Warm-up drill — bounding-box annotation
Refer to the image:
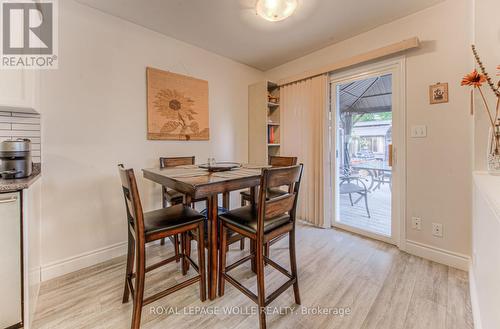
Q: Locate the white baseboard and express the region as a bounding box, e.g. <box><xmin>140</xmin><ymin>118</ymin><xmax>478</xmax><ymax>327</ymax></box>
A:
<box><xmin>469</xmin><ymin>263</ymin><xmax>483</xmax><ymax>329</ymax></box>
<box><xmin>405</xmin><ymin>240</ymin><xmax>470</xmax><ymax>271</ymax></box>
<box><xmin>41</xmin><ymin>241</ymin><xmax>128</xmax><ymax>282</ymax></box>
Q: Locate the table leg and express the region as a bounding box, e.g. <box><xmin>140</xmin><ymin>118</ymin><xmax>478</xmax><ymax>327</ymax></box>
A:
<box><xmin>222</xmin><ymin>192</ymin><xmax>230</xmax><ymax>210</ymax></box>
<box><xmin>250</xmin><ymin>186</ymin><xmax>257</xmax><ymax>273</ymax></box>
<box><xmin>250</xmin><ymin>186</ymin><xmax>257</xmax><ymax>206</ymax></box>
<box><xmin>207</xmin><ymin>193</ymin><xmax>219</xmax><ymax>300</ymax></box>
<box><xmin>367</xmin><ymin>169</ymin><xmax>375</xmax><ymax>191</ymax></box>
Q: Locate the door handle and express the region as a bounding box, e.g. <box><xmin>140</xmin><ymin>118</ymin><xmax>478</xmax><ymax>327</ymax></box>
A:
<box><xmin>392</xmin><ymin>146</ymin><xmax>397</xmax><ymax>167</ymax></box>
<box><xmin>388</xmin><ymin>144</ymin><xmax>394</xmax><ymax>167</ymax></box>
<box><xmin>0</xmin><ymin>196</ymin><xmax>18</xmax><ymax>204</ymax></box>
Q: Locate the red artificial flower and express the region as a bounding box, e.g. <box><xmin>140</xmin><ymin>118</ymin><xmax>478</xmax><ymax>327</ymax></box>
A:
<box><xmin>461</xmin><ymin>70</ymin><xmax>487</xmax><ymax>87</ymax></box>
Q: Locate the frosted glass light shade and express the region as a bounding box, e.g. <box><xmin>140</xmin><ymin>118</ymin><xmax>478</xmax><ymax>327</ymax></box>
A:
<box><xmin>256</xmin><ymin>0</ymin><xmax>298</xmax><ymax>22</ymax></box>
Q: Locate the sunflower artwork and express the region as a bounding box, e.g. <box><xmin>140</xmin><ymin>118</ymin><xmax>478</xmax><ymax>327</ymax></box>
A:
<box><xmin>147</xmin><ymin>67</ymin><xmax>209</xmax><ymax>140</ymax></box>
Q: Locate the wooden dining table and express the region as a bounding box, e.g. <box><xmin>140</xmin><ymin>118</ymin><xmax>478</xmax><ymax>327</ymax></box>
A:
<box><xmin>142</xmin><ymin>164</ymin><xmax>265</xmax><ymax>300</ymax></box>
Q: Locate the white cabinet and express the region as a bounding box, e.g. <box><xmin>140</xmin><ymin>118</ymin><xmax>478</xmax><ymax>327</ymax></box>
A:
<box><xmin>23</xmin><ymin>178</ymin><xmax>42</xmax><ymax>329</ymax></box>
<box><xmin>0</xmin><ymin>178</ymin><xmax>41</xmax><ymax>329</ymax></box>
<box><xmin>471</xmin><ymin>173</ymin><xmax>500</xmax><ymax>329</ymax></box>
<box><xmin>0</xmin><ymin>70</ymin><xmax>39</xmax><ymax>113</ymax></box>
<box><xmin>0</xmin><ymin>192</ymin><xmax>22</xmax><ymax>328</ymax></box>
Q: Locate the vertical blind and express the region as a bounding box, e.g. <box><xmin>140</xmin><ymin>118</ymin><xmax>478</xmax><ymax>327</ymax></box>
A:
<box><xmin>281</xmin><ymin>74</ymin><xmax>331</xmax><ymax>228</ymax></box>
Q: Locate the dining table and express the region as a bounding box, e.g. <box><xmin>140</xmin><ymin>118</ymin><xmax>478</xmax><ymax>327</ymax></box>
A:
<box><xmin>142</xmin><ymin>164</ymin><xmax>266</xmax><ymax>300</ymax></box>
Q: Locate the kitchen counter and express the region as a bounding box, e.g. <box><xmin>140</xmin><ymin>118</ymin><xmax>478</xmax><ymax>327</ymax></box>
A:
<box><xmin>471</xmin><ymin>171</ymin><xmax>500</xmax><ymax>328</ymax></box>
<box><xmin>0</xmin><ymin>164</ymin><xmax>41</xmax><ymax>193</ymax></box>
<box><xmin>473</xmin><ymin>171</ymin><xmax>500</xmax><ymax>220</ymax></box>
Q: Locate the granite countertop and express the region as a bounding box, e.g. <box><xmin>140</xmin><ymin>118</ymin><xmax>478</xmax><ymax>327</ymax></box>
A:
<box><xmin>0</xmin><ymin>163</ymin><xmax>41</xmax><ymax>193</ymax></box>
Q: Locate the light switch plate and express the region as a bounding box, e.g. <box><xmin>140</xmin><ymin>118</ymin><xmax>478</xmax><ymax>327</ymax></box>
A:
<box><xmin>411</xmin><ymin>125</ymin><xmax>427</xmax><ymax>138</ymax></box>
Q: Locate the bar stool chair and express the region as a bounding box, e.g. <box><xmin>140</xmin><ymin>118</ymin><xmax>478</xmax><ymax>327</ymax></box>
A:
<box><xmin>240</xmin><ymin>156</ymin><xmax>298</xmax><ymax>206</ymax></box>
<box><xmin>240</xmin><ymin>156</ymin><xmax>298</xmax><ymax>257</ymax></box>
<box><xmin>219</xmin><ymin>165</ymin><xmax>303</xmax><ymax>329</ymax></box>
<box><xmin>160</xmin><ymin>156</ymin><xmax>197</xmax><ymax>207</ymax></box>
<box><xmin>118</xmin><ymin>164</ymin><xmax>206</xmax><ymax>329</ymax></box>
<box><xmin>159</xmin><ymin>156</ymin><xmax>209</xmax><ymax>255</ymax></box>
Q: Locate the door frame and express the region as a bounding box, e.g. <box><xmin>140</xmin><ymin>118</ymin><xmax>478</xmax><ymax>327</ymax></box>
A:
<box><xmin>328</xmin><ymin>57</ymin><xmax>406</xmax><ymax>248</ymax></box>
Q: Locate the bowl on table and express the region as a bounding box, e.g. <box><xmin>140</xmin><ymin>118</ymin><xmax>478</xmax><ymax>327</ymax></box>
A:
<box><xmin>198</xmin><ymin>162</ymin><xmax>241</xmax><ymax>172</ymax></box>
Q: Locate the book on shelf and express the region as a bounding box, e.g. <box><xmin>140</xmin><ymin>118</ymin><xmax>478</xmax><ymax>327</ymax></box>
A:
<box><xmin>268</xmin><ymin>95</ymin><xmax>279</xmax><ymax>104</ymax></box>
<box><xmin>268</xmin><ymin>125</ymin><xmax>275</xmax><ymax>144</ymax></box>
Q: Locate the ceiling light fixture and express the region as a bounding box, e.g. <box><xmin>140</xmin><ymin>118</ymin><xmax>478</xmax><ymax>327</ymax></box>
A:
<box><xmin>256</xmin><ymin>0</ymin><xmax>298</xmax><ymax>22</ymax></box>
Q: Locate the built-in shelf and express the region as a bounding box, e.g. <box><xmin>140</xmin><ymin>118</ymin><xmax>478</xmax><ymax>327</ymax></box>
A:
<box><xmin>249</xmin><ymin>80</ymin><xmax>281</xmax><ymax>164</ymax></box>
<box><xmin>267</xmin><ymin>81</ymin><xmax>278</xmax><ymax>90</ymax></box>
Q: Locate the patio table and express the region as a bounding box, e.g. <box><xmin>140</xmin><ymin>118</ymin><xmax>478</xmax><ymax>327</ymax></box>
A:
<box><xmin>351</xmin><ymin>161</ymin><xmax>391</xmax><ymax>190</ymax></box>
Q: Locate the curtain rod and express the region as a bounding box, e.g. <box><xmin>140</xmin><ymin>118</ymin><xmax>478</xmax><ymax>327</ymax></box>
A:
<box><xmin>278</xmin><ymin>37</ymin><xmax>420</xmax><ymax>87</ymax></box>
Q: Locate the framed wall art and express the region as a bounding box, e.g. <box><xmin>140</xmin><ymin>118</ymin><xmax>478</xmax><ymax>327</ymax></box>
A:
<box><xmin>147</xmin><ymin>67</ymin><xmax>209</xmax><ymax>140</ymax></box>
<box><xmin>429</xmin><ymin>82</ymin><xmax>449</xmax><ymax>104</ymax></box>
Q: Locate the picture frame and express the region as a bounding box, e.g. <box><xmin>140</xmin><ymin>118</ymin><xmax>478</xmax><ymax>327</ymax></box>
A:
<box><xmin>429</xmin><ymin>82</ymin><xmax>449</xmax><ymax>104</ymax></box>
<box><xmin>146</xmin><ymin>67</ymin><xmax>210</xmax><ymax>141</ymax></box>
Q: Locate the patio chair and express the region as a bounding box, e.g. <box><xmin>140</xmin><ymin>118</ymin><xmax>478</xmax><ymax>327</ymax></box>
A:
<box><xmin>372</xmin><ymin>171</ymin><xmax>392</xmax><ymax>191</ymax></box>
<box><xmin>339</xmin><ymin>176</ymin><xmax>371</xmax><ymax>218</ymax></box>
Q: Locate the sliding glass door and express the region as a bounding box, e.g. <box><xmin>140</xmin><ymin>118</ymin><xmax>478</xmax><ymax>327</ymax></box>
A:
<box><xmin>329</xmin><ymin>60</ymin><xmax>404</xmax><ymax>245</ymax></box>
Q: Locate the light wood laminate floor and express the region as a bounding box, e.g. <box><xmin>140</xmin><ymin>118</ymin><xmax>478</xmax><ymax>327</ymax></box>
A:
<box><xmin>33</xmin><ymin>224</ymin><xmax>473</xmax><ymax>329</ymax></box>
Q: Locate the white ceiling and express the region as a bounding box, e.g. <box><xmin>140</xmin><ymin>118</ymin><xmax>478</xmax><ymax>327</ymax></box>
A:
<box><xmin>76</xmin><ymin>0</ymin><xmax>444</xmax><ymax>71</ymax></box>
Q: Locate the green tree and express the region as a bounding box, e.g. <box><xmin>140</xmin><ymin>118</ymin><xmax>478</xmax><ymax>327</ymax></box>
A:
<box><xmin>355</xmin><ymin>111</ymin><xmax>392</xmax><ymax>122</ymax></box>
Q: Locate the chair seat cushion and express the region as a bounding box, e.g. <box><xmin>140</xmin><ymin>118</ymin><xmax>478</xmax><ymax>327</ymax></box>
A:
<box><xmin>144</xmin><ymin>204</ymin><xmax>204</xmax><ymax>236</ymax></box>
<box><xmin>219</xmin><ymin>205</ymin><xmax>291</xmax><ymax>234</ymax></box>
<box><xmin>240</xmin><ymin>188</ymin><xmax>288</xmax><ymax>200</ymax></box>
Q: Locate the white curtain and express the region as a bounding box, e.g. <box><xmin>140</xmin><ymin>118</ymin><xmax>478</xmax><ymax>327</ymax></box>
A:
<box><xmin>281</xmin><ymin>74</ymin><xmax>331</xmax><ymax>228</ymax></box>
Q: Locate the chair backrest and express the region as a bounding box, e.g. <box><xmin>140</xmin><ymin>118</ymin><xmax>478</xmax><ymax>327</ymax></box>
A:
<box><xmin>256</xmin><ymin>164</ymin><xmax>303</xmax><ymax>237</ymax></box>
<box><xmin>160</xmin><ymin>156</ymin><xmax>195</xmax><ymax>168</ymax></box>
<box><xmin>269</xmin><ymin>156</ymin><xmax>297</xmax><ymax>167</ymax></box>
<box><xmin>118</xmin><ymin>164</ymin><xmax>145</xmax><ymax>242</ymax></box>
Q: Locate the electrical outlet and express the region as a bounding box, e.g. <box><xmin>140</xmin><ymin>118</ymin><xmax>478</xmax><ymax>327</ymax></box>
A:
<box><xmin>411</xmin><ymin>217</ymin><xmax>422</xmax><ymax>230</ymax></box>
<box><xmin>432</xmin><ymin>223</ymin><xmax>443</xmax><ymax>237</ymax></box>
<box><xmin>411</xmin><ymin>125</ymin><xmax>427</xmax><ymax>138</ymax></box>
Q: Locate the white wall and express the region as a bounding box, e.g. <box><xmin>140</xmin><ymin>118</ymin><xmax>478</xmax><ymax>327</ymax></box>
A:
<box><xmin>473</xmin><ymin>0</ymin><xmax>500</xmax><ymax>170</ymax></box>
<box><xmin>266</xmin><ymin>0</ymin><xmax>473</xmax><ymax>260</ymax></box>
<box><xmin>39</xmin><ymin>0</ymin><xmax>263</xmax><ymax>277</ymax></box>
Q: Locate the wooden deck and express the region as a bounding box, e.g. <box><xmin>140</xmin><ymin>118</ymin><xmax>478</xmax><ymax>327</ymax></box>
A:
<box><xmin>338</xmin><ymin>184</ymin><xmax>391</xmax><ymax>236</ymax></box>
